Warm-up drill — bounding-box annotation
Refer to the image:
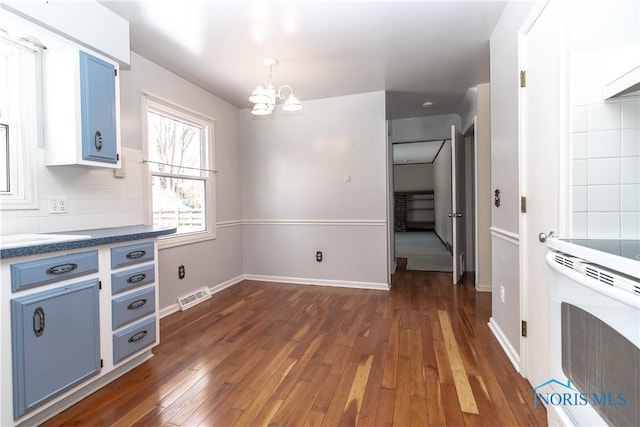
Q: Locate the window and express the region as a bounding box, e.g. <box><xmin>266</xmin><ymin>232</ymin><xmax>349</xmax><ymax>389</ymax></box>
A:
<box><xmin>143</xmin><ymin>94</ymin><xmax>216</xmax><ymax>247</ymax></box>
<box><xmin>0</xmin><ymin>35</ymin><xmax>39</xmax><ymax>210</ymax></box>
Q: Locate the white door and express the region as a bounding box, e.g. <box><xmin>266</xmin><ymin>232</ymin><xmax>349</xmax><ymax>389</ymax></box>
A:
<box><xmin>451</xmin><ymin>125</ymin><xmax>465</xmax><ymax>284</ymax></box>
<box><xmin>519</xmin><ymin>0</ymin><xmax>563</xmax><ymax>386</ymax></box>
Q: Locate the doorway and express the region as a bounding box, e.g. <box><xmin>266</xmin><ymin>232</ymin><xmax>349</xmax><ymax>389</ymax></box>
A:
<box><xmin>392</xmin><ymin>139</ymin><xmax>453</xmax><ymax>274</ymax></box>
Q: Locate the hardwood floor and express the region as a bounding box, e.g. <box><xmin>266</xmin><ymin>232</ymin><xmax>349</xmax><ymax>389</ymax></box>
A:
<box><xmin>44</xmin><ymin>263</ymin><xmax>546</xmax><ymax>426</ymax></box>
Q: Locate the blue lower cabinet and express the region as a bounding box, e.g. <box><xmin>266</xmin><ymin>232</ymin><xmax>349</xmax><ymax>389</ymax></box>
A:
<box><xmin>11</xmin><ymin>280</ymin><xmax>101</xmax><ymax>419</ymax></box>
<box><xmin>113</xmin><ymin>317</ymin><xmax>156</xmax><ymax>364</ymax></box>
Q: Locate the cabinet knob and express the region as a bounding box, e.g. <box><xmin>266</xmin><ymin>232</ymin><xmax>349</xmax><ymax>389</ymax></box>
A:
<box><xmin>94</xmin><ymin>130</ymin><xmax>103</xmax><ymax>151</ymax></box>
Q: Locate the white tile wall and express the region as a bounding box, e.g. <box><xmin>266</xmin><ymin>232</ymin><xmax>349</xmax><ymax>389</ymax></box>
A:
<box><xmin>569</xmin><ymin>48</ymin><xmax>640</xmax><ymax>239</ymax></box>
<box><xmin>0</xmin><ymin>147</ymin><xmax>145</xmax><ymax>235</ymax></box>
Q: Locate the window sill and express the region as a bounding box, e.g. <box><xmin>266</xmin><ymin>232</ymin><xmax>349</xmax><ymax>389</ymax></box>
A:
<box><xmin>157</xmin><ymin>230</ymin><xmax>217</xmax><ymax>250</ymax></box>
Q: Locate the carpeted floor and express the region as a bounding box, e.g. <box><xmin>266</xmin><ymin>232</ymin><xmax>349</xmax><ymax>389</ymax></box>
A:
<box><xmin>406</xmin><ymin>253</ymin><xmax>453</xmax><ymax>272</ymax></box>
<box><xmin>395</xmin><ymin>231</ymin><xmax>453</xmax><ymax>272</ymax></box>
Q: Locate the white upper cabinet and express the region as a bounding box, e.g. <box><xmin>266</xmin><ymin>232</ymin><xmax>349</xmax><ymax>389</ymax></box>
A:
<box><xmin>44</xmin><ymin>47</ymin><xmax>121</xmax><ymax>168</ymax></box>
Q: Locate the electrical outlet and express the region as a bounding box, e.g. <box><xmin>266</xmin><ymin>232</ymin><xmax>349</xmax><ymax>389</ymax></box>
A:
<box><xmin>316</xmin><ymin>251</ymin><xmax>323</xmax><ymax>262</ymax></box>
<box><xmin>500</xmin><ymin>285</ymin><xmax>505</xmax><ymax>303</ymax></box>
<box><xmin>48</xmin><ymin>197</ymin><xmax>69</xmax><ymax>214</ymax></box>
<box><xmin>178</xmin><ymin>265</ymin><xmax>186</xmax><ymax>279</ymax></box>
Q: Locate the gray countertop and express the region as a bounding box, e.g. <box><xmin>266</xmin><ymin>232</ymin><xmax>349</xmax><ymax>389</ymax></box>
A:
<box><xmin>0</xmin><ymin>225</ymin><xmax>177</xmax><ymax>259</ymax></box>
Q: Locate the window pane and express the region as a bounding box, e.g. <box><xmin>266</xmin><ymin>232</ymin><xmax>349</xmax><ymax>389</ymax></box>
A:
<box><xmin>151</xmin><ymin>175</ymin><xmax>206</xmax><ymax>234</ymax></box>
<box><xmin>0</xmin><ymin>124</ymin><xmax>8</xmax><ymax>193</ymax></box>
<box><xmin>147</xmin><ymin>111</ymin><xmax>203</xmax><ymax>176</ymax></box>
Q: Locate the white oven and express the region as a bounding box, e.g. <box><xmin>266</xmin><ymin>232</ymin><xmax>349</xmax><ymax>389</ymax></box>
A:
<box><xmin>545</xmin><ymin>239</ymin><xmax>640</xmax><ymax>427</ymax></box>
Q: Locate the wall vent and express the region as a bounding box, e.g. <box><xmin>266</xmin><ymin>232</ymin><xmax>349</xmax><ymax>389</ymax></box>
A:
<box><xmin>177</xmin><ymin>287</ymin><xmax>211</xmax><ymax>311</ymax></box>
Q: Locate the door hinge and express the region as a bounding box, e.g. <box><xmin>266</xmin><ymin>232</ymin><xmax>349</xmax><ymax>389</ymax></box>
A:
<box><xmin>100</xmin><ymin>359</ymin><xmax>104</xmax><ymax>368</ymax></box>
<box><xmin>117</xmin><ymin>153</ymin><xmax>120</xmax><ymax>161</ymax></box>
<box><xmin>114</xmin><ymin>69</ymin><xmax>118</xmax><ymax>77</ymax></box>
<box><xmin>521</xmin><ymin>320</ymin><xmax>527</xmax><ymax>337</ymax></box>
<box><xmin>521</xmin><ymin>196</ymin><xmax>527</xmax><ymax>213</ymax></box>
<box><xmin>520</xmin><ymin>70</ymin><xmax>526</xmax><ymax>87</ymax></box>
<box><xmin>99</xmin><ymin>280</ymin><xmax>102</xmax><ymax>290</ymax></box>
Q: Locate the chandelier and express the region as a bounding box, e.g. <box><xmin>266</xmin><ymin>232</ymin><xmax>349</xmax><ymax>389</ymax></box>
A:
<box><xmin>249</xmin><ymin>58</ymin><xmax>302</xmax><ymax>115</ymax></box>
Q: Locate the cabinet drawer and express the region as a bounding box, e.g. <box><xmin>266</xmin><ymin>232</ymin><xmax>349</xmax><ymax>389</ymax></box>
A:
<box><xmin>112</xmin><ymin>287</ymin><xmax>156</xmax><ymax>330</ymax></box>
<box><xmin>111</xmin><ymin>242</ymin><xmax>154</xmax><ymax>269</ymax></box>
<box><xmin>113</xmin><ymin>317</ymin><xmax>156</xmax><ymax>364</ymax></box>
<box><xmin>111</xmin><ymin>264</ymin><xmax>155</xmax><ymax>295</ymax></box>
<box><xmin>10</xmin><ymin>251</ymin><xmax>99</xmax><ymax>292</ymax></box>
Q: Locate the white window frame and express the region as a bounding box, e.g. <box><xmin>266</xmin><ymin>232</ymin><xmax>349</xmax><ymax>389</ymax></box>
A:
<box><xmin>142</xmin><ymin>92</ymin><xmax>216</xmax><ymax>248</ymax></box>
<box><xmin>0</xmin><ymin>35</ymin><xmax>39</xmax><ymax>211</ymax></box>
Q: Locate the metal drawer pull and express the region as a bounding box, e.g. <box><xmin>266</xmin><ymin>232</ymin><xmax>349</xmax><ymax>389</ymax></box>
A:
<box><xmin>127</xmin><ymin>274</ymin><xmax>147</xmax><ymax>284</ymax></box>
<box><xmin>126</xmin><ymin>250</ymin><xmax>146</xmax><ymax>259</ymax></box>
<box><xmin>46</xmin><ymin>263</ymin><xmax>78</xmax><ymax>275</ymax></box>
<box><xmin>95</xmin><ymin>130</ymin><xmax>103</xmax><ymax>151</ymax></box>
<box><xmin>128</xmin><ymin>330</ymin><xmax>148</xmax><ymax>343</ymax></box>
<box><xmin>127</xmin><ymin>299</ymin><xmax>147</xmax><ymax>310</ymax></box>
<box><xmin>33</xmin><ymin>307</ymin><xmax>45</xmax><ymax>337</ymax></box>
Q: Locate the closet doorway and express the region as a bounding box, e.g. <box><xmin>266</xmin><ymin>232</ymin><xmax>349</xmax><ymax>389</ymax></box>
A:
<box><xmin>393</xmin><ymin>139</ymin><xmax>453</xmax><ymax>273</ymax></box>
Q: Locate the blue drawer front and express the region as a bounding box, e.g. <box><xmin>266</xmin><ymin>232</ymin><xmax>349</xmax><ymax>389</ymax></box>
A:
<box><xmin>10</xmin><ymin>251</ymin><xmax>99</xmax><ymax>292</ymax></box>
<box><xmin>111</xmin><ymin>242</ymin><xmax>154</xmax><ymax>269</ymax></box>
<box><xmin>11</xmin><ymin>279</ymin><xmax>101</xmax><ymax>418</ymax></box>
<box><xmin>113</xmin><ymin>317</ymin><xmax>157</xmax><ymax>364</ymax></box>
<box><xmin>111</xmin><ymin>264</ymin><xmax>155</xmax><ymax>295</ymax></box>
<box><xmin>112</xmin><ymin>287</ymin><xmax>156</xmax><ymax>330</ymax></box>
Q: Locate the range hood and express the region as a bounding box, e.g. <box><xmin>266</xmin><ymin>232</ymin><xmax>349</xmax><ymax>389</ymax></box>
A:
<box><xmin>604</xmin><ymin>65</ymin><xmax>640</xmax><ymax>99</ymax></box>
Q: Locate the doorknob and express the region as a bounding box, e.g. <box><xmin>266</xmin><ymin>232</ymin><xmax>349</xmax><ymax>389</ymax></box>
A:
<box><xmin>448</xmin><ymin>213</ymin><xmax>463</xmax><ymax>218</ymax></box>
<box><xmin>538</xmin><ymin>231</ymin><xmax>557</xmax><ymax>242</ymax></box>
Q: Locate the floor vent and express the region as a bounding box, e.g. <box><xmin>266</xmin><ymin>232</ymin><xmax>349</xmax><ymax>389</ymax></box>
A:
<box><xmin>177</xmin><ymin>287</ymin><xmax>211</xmax><ymax>311</ymax></box>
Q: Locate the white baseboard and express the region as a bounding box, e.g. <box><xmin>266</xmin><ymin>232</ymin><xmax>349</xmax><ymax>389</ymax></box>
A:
<box><xmin>488</xmin><ymin>317</ymin><xmax>520</xmax><ymax>372</ymax></box>
<box><xmin>243</xmin><ymin>274</ymin><xmax>390</xmax><ymax>291</ymax></box>
<box><xmin>159</xmin><ymin>274</ymin><xmax>245</xmax><ymax>319</ymax></box>
<box><xmin>475</xmin><ymin>283</ymin><xmax>492</xmax><ymax>292</ymax></box>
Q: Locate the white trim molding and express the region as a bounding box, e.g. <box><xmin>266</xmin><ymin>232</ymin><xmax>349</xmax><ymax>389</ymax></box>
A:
<box><xmin>242</xmin><ymin>219</ymin><xmax>386</xmax><ymax>227</ymax></box>
<box><xmin>216</xmin><ymin>220</ymin><xmax>242</xmax><ymax>228</ymax></box>
<box><xmin>244</xmin><ymin>274</ymin><xmax>390</xmax><ymax>291</ymax></box>
<box><xmin>488</xmin><ymin>317</ymin><xmax>521</xmax><ymax>373</ymax></box>
<box><xmin>490</xmin><ymin>226</ymin><xmax>520</xmax><ymax>245</ymax></box>
<box><xmin>159</xmin><ymin>274</ymin><xmax>245</xmax><ymax>318</ymax></box>
<box><xmin>475</xmin><ymin>283</ymin><xmax>492</xmax><ymax>293</ymax></box>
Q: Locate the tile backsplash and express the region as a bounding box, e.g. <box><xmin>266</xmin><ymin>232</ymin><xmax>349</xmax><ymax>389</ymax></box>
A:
<box><xmin>570</xmin><ymin>48</ymin><xmax>640</xmax><ymax>239</ymax></box>
<box><xmin>0</xmin><ymin>147</ymin><xmax>145</xmax><ymax>235</ymax></box>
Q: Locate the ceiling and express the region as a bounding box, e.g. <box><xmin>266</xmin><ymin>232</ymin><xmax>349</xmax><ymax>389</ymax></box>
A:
<box><xmin>100</xmin><ymin>0</ymin><xmax>508</xmax><ymax>120</ymax></box>
<box><xmin>393</xmin><ymin>140</ymin><xmax>445</xmax><ymax>164</ymax></box>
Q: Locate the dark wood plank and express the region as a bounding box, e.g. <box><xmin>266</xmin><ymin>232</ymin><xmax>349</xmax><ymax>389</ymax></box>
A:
<box><xmin>43</xmin><ymin>270</ymin><xmax>546</xmax><ymax>427</ymax></box>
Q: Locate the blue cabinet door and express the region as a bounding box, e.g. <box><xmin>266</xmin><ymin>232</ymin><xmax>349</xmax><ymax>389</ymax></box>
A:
<box><xmin>11</xmin><ymin>280</ymin><xmax>101</xmax><ymax>419</ymax></box>
<box><xmin>79</xmin><ymin>51</ymin><xmax>117</xmax><ymax>164</ymax></box>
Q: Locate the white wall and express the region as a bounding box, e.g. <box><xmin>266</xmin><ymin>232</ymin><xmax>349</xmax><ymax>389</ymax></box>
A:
<box><xmin>119</xmin><ymin>53</ymin><xmax>243</xmax><ymax>310</ymax></box>
<box><xmin>433</xmin><ymin>140</ymin><xmax>452</xmax><ymax>247</ymax></box>
<box><xmin>393</xmin><ymin>164</ymin><xmax>434</xmax><ymax>192</ymax></box>
<box><xmin>489</xmin><ymin>0</ymin><xmax>536</xmax><ymax>361</ymax></box>
<box><xmin>459</xmin><ymin>87</ymin><xmax>478</xmax><ymax>133</ymax></box>
<box><xmin>239</xmin><ymin>91</ymin><xmax>388</xmax><ymax>288</ymax></box>
<box><xmin>476</xmin><ymin>83</ymin><xmax>493</xmax><ymax>291</ymax></box>
<box><xmin>391</xmin><ymin>114</ymin><xmax>461</xmax><ymax>142</ymax></box>
<box><xmin>567</xmin><ymin>0</ymin><xmax>640</xmax><ymax>239</ymax></box>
